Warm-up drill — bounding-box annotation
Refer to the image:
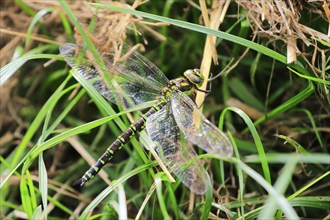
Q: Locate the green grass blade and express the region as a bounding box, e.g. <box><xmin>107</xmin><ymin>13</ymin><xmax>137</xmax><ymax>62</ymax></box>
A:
<box><xmin>25</xmin><ymin>8</ymin><xmax>53</xmax><ymax>47</ymax></box>
<box><xmin>31</xmin><ymin>205</ymin><xmax>42</xmax><ymax>220</ymax></box>
<box><xmin>0</xmin><ymin>73</ymin><xmax>72</xmax><ymax>189</ymax></box>
<box><xmin>232</xmin><ymin>158</ymin><xmax>299</xmax><ymax>219</ymax></box>
<box><xmin>20</xmin><ymin>174</ymin><xmax>33</xmax><ymax>219</ymax></box>
<box><xmin>89</xmin><ymin>3</ymin><xmax>286</xmax><ymax>63</ymax></box>
<box><xmin>0</xmin><ymin>45</ymin><xmax>59</xmax><ymax>85</ymax></box>
<box><xmin>259</xmin><ymin>157</ymin><xmax>299</xmax><ymax>219</ymax></box>
<box><xmin>231</xmin><ymin>132</ymin><xmax>245</xmax><ymax>218</ymax></box>
<box><xmin>79</xmin><ymin>162</ymin><xmax>154</xmax><ymax>219</ymax></box>
<box><xmin>38</xmin><ymin>154</ymin><xmax>48</xmax><ymax>220</ymax></box>
<box><xmin>14</xmin><ymin>0</ymin><xmax>35</xmax><ymax>16</ymax></box>
<box><xmin>245</xmin><ymin>153</ymin><xmax>330</xmax><ymax>164</ymax></box>
<box><xmin>200</xmin><ymin>173</ymin><xmax>213</xmax><ymax>220</ymax></box>
<box><xmin>252</xmin><ymin>80</ymin><xmax>314</xmax><ymax>128</ymax></box>
<box><xmin>23</xmin><ymin>105</ymin><xmax>151</xmax><ymax>172</ymax></box>
<box><xmin>288</xmin><ymin>171</ymin><xmax>330</xmax><ymax>200</ymax></box>
<box><xmin>223</xmin><ymin>107</ymin><xmax>271</xmax><ymax>184</ymax></box>
<box><xmin>155</xmin><ymin>174</ymin><xmax>170</xmax><ymax>220</ymax></box>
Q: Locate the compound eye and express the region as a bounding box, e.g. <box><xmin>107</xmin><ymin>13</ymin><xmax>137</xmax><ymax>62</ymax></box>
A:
<box><xmin>184</xmin><ymin>69</ymin><xmax>204</xmax><ymax>87</ymax></box>
<box><xmin>194</xmin><ymin>69</ymin><xmax>201</xmax><ymax>74</ymax></box>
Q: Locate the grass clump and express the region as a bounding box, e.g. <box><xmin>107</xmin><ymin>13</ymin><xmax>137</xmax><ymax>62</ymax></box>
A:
<box><xmin>1</xmin><ymin>0</ymin><xmax>329</xmax><ymax>219</ymax></box>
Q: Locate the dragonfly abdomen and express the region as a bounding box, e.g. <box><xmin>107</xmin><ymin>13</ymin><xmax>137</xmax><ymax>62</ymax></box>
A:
<box><xmin>73</xmin><ymin>99</ymin><xmax>168</xmax><ymax>187</ymax></box>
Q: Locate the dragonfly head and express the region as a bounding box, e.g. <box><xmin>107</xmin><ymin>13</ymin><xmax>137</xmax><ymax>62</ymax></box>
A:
<box><xmin>183</xmin><ymin>69</ymin><xmax>204</xmax><ymax>88</ymax></box>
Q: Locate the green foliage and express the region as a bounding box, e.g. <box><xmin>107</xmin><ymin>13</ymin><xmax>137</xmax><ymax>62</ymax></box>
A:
<box><xmin>1</xmin><ymin>0</ymin><xmax>329</xmax><ymax>219</ymax></box>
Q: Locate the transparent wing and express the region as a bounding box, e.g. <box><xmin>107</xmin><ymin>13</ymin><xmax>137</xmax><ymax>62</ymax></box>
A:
<box><xmin>59</xmin><ymin>16</ymin><xmax>169</xmax><ymax>108</ymax></box>
<box><xmin>171</xmin><ymin>91</ymin><xmax>233</xmax><ymax>157</ymax></box>
<box><xmin>146</xmin><ymin>105</ymin><xmax>209</xmax><ymax>195</ymax></box>
<box><xmin>60</xmin><ymin>43</ymin><xmax>168</xmax><ymax>108</ymax></box>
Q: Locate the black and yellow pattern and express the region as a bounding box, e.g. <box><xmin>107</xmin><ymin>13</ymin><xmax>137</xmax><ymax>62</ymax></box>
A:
<box><xmin>60</xmin><ymin>18</ymin><xmax>233</xmax><ymax>194</ymax></box>
<box><xmin>72</xmin><ymin>72</ymin><xmax>201</xmax><ymax>187</ymax></box>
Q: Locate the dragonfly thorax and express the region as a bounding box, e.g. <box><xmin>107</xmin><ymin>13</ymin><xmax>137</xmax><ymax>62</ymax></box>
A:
<box><xmin>161</xmin><ymin>69</ymin><xmax>204</xmax><ymax>99</ymax></box>
<box><xmin>60</xmin><ymin>15</ymin><xmax>234</xmax><ymax>194</ymax></box>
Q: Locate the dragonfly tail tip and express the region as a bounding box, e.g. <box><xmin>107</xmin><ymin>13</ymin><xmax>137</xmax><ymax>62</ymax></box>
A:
<box><xmin>73</xmin><ymin>178</ymin><xmax>87</xmax><ymax>187</ymax></box>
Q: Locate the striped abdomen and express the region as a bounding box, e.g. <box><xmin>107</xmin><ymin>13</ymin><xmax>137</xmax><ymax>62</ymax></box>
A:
<box><xmin>73</xmin><ymin>99</ymin><xmax>167</xmax><ymax>187</ymax></box>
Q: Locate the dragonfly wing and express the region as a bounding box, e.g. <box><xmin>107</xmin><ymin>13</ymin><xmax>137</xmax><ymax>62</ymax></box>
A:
<box><xmin>59</xmin><ymin>15</ymin><xmax>171</xmax><ymax>108</ymax></box>
<box><xmin>171</xmin><ymin>91</ymin><xmax>233</xmax><ymax>158</ymax></box>
<box><xmin>146</xmin><ymin>105</ymin><xmax>209</xmax><ymax>194</ymax></box>
<box><xmin>60</xmin><ymin>43</ymin><xmax>165</xmax><ymax>108</ymax></box>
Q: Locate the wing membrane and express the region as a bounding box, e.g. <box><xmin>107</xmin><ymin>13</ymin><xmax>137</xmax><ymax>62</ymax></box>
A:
<box><xmin>171</xmin><ymin>91</ymin><xmax>233</xmax><ymax>158</ymax></box>
<box><xmin>60</xmin><ymin>43</ymin><xmax>166</xmax><ymax>108</ymax></box>
<box><xmin>59</xmin><ymin>15</ymin><xmax>169</xmax><ymax>108</ymax></box>
<box><xmin>146</xmin><ymin>105</ymin><xmax>209</xmax><ymax>195</ymax></box>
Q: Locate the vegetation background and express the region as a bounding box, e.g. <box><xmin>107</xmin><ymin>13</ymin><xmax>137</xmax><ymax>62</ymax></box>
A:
<box><xmin>1</xmin><ymin>0</ymin><xmax>329</xmax><ymax>219</ymax></box>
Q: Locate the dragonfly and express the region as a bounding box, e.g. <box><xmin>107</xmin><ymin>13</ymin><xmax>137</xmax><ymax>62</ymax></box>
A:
<box><xmin>59</xmin><ymin>16</ymin><xmax>233</xmax><ymax>194</ymax></box>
